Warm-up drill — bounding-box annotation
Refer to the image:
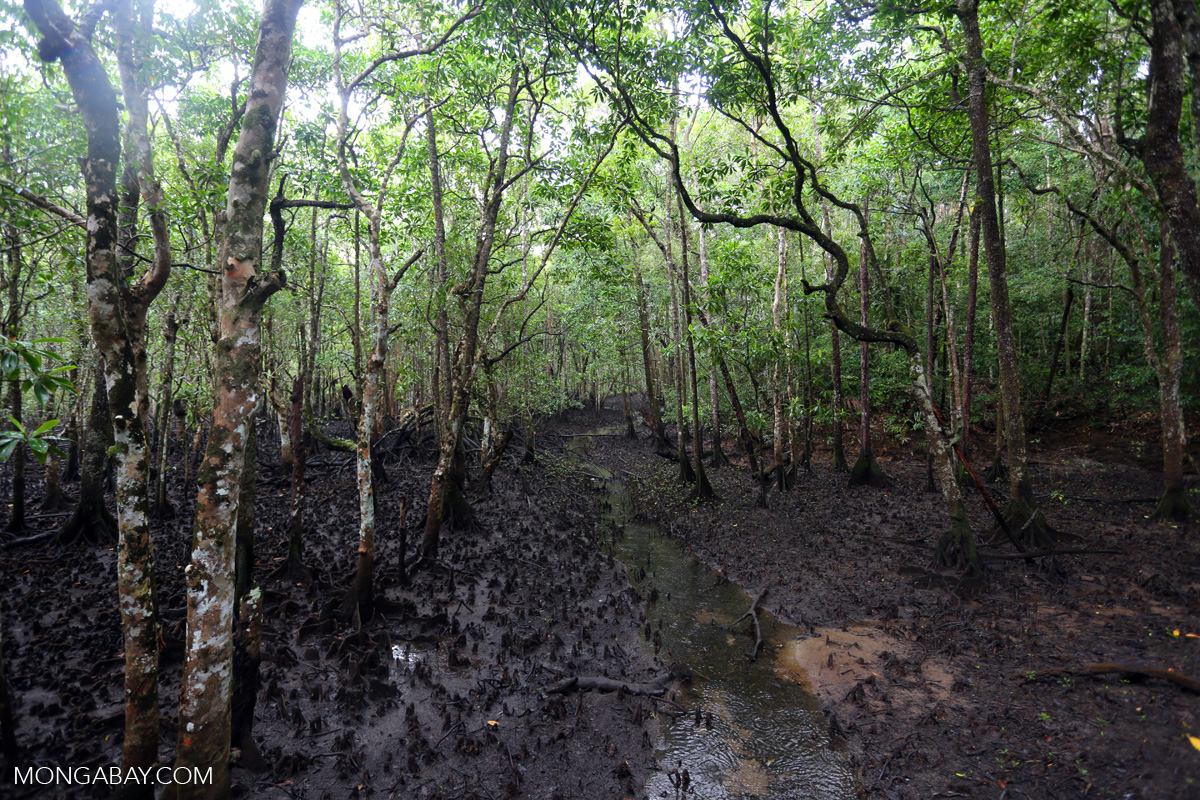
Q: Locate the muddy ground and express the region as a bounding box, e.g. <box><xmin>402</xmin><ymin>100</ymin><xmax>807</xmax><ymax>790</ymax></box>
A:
<box><xmin>1</xmin><ymin>420</ymin><xmax>672</xmax><ymax>800</ymax></box>
<box><xmin>2</xmin><ymin>404</ymin><xmax>1199</xmax><ymax>800</ymax></box>
<box><xmin>578</xmin><ymin>405</ymin><xmax>1200</xmax><ymax>800</ymax></box>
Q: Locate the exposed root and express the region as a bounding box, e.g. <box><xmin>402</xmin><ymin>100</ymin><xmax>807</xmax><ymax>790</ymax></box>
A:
<box><xmin>996</xmin><ymin>480</ymin><xmax>1067</xmax><ymax>551</ymax></box>
<box><xmin>934</xmin><ymin>504</ymin><xmax>983</xmax><ymax>577</ymax></box>
<box><xmin>849</xmin><ymin>451</ymin><xmax>891</xmax><ymax>488</ymax></box>
<box><xmin>1150</xmin><ymin>485</ymin><xmax>1194</xmax><ymax>522</ymax></box>
<box><xmin>54</xmin><ymin>500</ymin><xmax>118</xmax><ymax>546</ymax></box>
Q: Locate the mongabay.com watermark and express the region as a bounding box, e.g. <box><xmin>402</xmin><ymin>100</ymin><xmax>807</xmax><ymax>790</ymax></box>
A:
<box><xmin>12</xmin><ymin>765</ymin><xmax>214</xmax><ymax>787</ymax></box>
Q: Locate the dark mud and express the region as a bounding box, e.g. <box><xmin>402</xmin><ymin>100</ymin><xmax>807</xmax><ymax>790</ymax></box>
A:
<box><xmin>4</xmin><ymin>404</ymin><xmax>1199</xmax><ymax>800</ymax></box>
<box><xmin>581</xmin><ymin>406</ymin><xmax>1200</xmax><ymax>800</ymax></box>
<box><xmin>0</xmin><ymin>419</ymin><xmax>671</xmax><ymax>799</ymax></box>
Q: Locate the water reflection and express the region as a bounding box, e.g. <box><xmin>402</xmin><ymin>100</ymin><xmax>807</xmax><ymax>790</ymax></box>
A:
<box><xmin>569</xmin><ymin>433</ymin><xmax>857</xmax><ymax>799</ymax></box>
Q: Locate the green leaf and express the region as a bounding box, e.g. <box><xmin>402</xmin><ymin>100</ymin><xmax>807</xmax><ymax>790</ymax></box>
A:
<box><xmin>0</xmin><ymin>439</ymin><xmax>17</xmax><ymax>462</ymax></box>
<box><xmin>7</xmin><ymin>415</ymin><xmax>25</xmax><ymax>434</ymax></box>
<box><xmin>33</xmin><ymin>419</ymin><xmax>60</xmax><ymax>436</ymax></box>
<box><xmin>20</xmin><ymin>348</ymin><xmax>42</xmax><ymax>372</ymax></box>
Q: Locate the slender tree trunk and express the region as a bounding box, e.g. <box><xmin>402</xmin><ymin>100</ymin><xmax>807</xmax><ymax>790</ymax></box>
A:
<box><xmin>771</xmin><ymin>229</ymin><xmax>791</xmax><ymax>491</ymax></box>
<box><xmin>961</xmin><ymin>210</ymin><xmax>980</xmax><ymax>460</ymax></box>
<box><xmin>4</xmin><ymin>227</ymin><xmax>24</xmax><ymax>533</ymax></box>
<box><xmin>959</xmin><ymin>0</ymin><xmax>1056</xmax><ymax>547</ymax></box>
<box><xmin>664</xmin><ymin>201</ymin><xmax>696</xmax><ymax>484</ymax></box>
<box><xmin>286</xmin><ymin>378</ymin><xmax>309</xmax><ymax>579</ymax></box>
<box><xmin>851</xmin><ymin>219</ymin><xmax>886</xmax><ymax>487</ymax></box>
<box><xmin>1079</xmin><ymin>238</ymin><xmax>1093</xmax><ymax>380</ymax></box>
<box><xmin>1041</xmin><ymin>286</ymin><xmax>1074</xmax><ymax>407</ymax></box>
<box><xmin>5</xmin><ymin>373</ymin><xmax>23</xmax><ymax>535</ymax></box>
<box><xmin>1139</xmin><ymin>0</ymin><xmax>1200</xmax><ymax>313</ymax></box>
<box><xmin>698</xmin><ymin>225</ymin><xmax>728</xmax><ymax>467</ymax></box>
<box><xmin>635</xmin><ymin>266</ymin><xmax>668</xmax><ymax>449</ymax></box>
<box><xmin>421</xmin><ymin>71</ymin><xmax>521</xmax><ymax>563</ymax></box>
<box><xmin>173</xmin><ymin>3</ymin><xmax>300</xmax><ymax>795</ymax></box>
<box><xmin>676</xmin><ymin>198</ymin><xmax>714</xmax><ymax>498</ymax></box>
<box><xmin>154</xmin><ymin>310</ymin><xmax>179</xmax><ymax>516</ymax></box>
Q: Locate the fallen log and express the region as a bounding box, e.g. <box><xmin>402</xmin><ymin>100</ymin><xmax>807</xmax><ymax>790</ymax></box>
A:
<box><xmin>1023</xmin><ymin>662</ymin><xmax>1200</xmax><ymax>693</ymax></box>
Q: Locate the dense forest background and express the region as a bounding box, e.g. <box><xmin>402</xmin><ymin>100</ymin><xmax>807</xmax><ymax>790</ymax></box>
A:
<box><xmin>0</xmin><ymin>0</ymin><xmax>1197</xmax><ymax>797</ymax></box>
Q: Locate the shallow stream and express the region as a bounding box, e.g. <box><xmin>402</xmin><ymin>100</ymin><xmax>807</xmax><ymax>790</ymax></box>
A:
<box><xmin>568</xmin><ymin>433</ymin><xmax>856</xmax><ymax>799</ymax></box>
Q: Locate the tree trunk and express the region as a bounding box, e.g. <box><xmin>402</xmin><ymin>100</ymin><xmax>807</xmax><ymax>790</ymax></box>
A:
<box><xmin>5</xmin><ymin>374</ymin><xmax>24</xmax><ymax>534</ymax></box>
<box><xmin>1140</xmin><ymin>0</ymin><xmax>1200</xmax><ymax>313</ymax></box>
<box><xmin>771</xmin><ymin>229</ymin><xmax>791</xmax><ymax>491</ymax></box>
<box><xmin>24</xmin><ymin>1</ymin><xmax>174</xmax><ymax>792</ymax></box>
<box><xmin>1147</xmin><ymin>228</ymin><xmax>1192</xmax><ymax>520</ymax></box>
<box><xmin>635</xmin><ymin>266</ymin><xmax>668</xmax><ymax>449</ymax></box>
<box><xmin>154</xmin><ymin>309</ymin><xmax>179</xmax><ymax>517</ymax></box>
<box><xmin>58</xmin><ymin>365</ymin><xmax>117</xmax><ymax>544</ymax></box>
<box><xmin>851</xmin><ymin>219</ymin><xmax>886</xmax><ymax>487</ymax></box>
<box><xmin>1040</xmin><ymin>286</ymin><xmax>1074</xmax><ymax>408</ymax></box>
<box><xmin>959</xmin><ymin>0</ymin><xmax>1056</xmax><ymax>547</ymax></box>
<box><xmin>421</xmin><ymin>70</ymin><xmax>522</xmax><ymax>563</ymax></box>
<box><xmin>676</xmin><ymin>197</ymin><xmax>714</xmax><ymax>499</ymax></box>
<box><xmin>698</xmin><ymin>225</ymin><xmax>728</xmax><ymax>467</ymax></box>
<box><xmin>286</xmin><ymin>377</ymin><xmax>309</xmax><ymax>580</ymax></box>
<box><xmin>961</xmin><ymin>210</ymin><xmax>980</xmax><ymax>460</ymax></box>
<box><xmin>173</xmin><ymin>2</ymin><xmax>300</xmax><ymax>795</ymax></box>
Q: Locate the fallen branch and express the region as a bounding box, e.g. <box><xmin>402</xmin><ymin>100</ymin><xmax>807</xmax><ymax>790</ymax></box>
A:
<box><xmin>725</xmin><ymin>587</ymin><xmax>767</xmax><ymax>662</ymax></box>
<box><xmin>980</xmin><ymin>547</ymin><xmax>1123</xmax><ymax>560</ymax></box>
<box><xmin>547</xmin><ymin>672</ymin><xmax>677</xmax><ymax>697</ymax></box>
<box><xmin>1023</xmin><ymin>662</ymin><xmax>1200</xmax><ymax>693</ymax></box>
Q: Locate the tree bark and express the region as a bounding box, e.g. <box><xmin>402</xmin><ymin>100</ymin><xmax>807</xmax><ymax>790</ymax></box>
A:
<box><xmin>24</xmin><ymin>2</ymin><xmax>174</xmax><ymax>791</ymax></box>
<box><xmin>851</xmin><ymin>213</ymin><xmax>886</xmax><ymax>487</ymax></box>
<box><xmin>421</xmin><ymin>70</ymin><xmax>522</xmax><ymax>563</ymax></box>
<box><xmin>1139</xmin><ymin>0</ymin><xmax>1200</xmax><ymax>314</ymax></box>
<box><xmin>285</xmin><ymin>377</ymin><xmax>309</xmax><ymax>579</ymax></box>
<box><xmin>771</xmin><ymin>228</ymin><xmax>791</xmax><ymax>491</ymax></box>
<box><xmin>635</xmin><ymin>265</ymin><xmax>668</xmax><ymax>449</ymax></box>
<box><xmin>676</xmin><ymin>195</ymin><xmax>715</xmax><ymax>498</ymax></box>
<box><xmin>698</xmin><ymin>224</ymin><xmax>728</xmax><ymax>467</ymax></box>
<box><xmin>154</xmin><ymin>309</ymin><xmax>179</xmax><ymax>517</ymax></box>
<box><xmin>959</xmin><ymin>0</ymin><xmax>1056</xmax><ymax>547</ymax></box>
<box><xmin>172</xmin><ymin>2</ymin><xmax>300</xmax><ymax>795</ymax></box>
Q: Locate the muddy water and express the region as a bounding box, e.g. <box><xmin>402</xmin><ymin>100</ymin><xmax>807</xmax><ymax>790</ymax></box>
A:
<box><xmin>569</xmin><ymin>436</ymin><xmax>856</xmax><ymax>799</ymax></box>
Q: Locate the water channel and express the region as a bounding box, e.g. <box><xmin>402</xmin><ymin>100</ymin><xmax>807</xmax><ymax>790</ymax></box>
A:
<box><xmin>568</xmin><ymin>433</ymin><xmax>857</xmax><ymax>799</ymax></box>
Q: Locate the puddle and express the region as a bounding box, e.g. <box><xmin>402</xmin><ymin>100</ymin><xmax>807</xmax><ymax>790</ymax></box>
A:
<box><xmin>569</xmin><ymin>433</ymin><xmax>857</xmax><ymax>799</ymax></box>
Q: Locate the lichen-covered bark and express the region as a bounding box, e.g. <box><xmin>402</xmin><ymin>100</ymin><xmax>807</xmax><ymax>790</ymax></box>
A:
<box><xmin>348</xmin><ymin>261</ymin><xmax>383</xmax><ymax>617</ymax></box>
<box><xmin>173</xmin><ymin>2</ymin><xmax>300</xmax><ymax>796</ymax></box>
<box><xmin>911</xmin><ymin>357</ymin><xmax>981</xmax><ymax>574</ymax></box>
<box><xmin>23</xmin><ymin>1</ymin><xmax>169</xmax><ymax>790</ymax></box>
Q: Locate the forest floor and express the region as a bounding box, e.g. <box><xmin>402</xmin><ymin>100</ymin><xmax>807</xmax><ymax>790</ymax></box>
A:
<box><xmin>1</xmin><ymin>421</ymin><xmax>669</xmax><ymax>800</ymax></box>
<box><xmin>577</xmin><ymin>404</ymin><xmax>1200</xmax><ymax>800</ymax></box>
<box><xmin>2</xmin><ymin>404</ymin><xmax>1199</xmax><ymax>800</ymax></box>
